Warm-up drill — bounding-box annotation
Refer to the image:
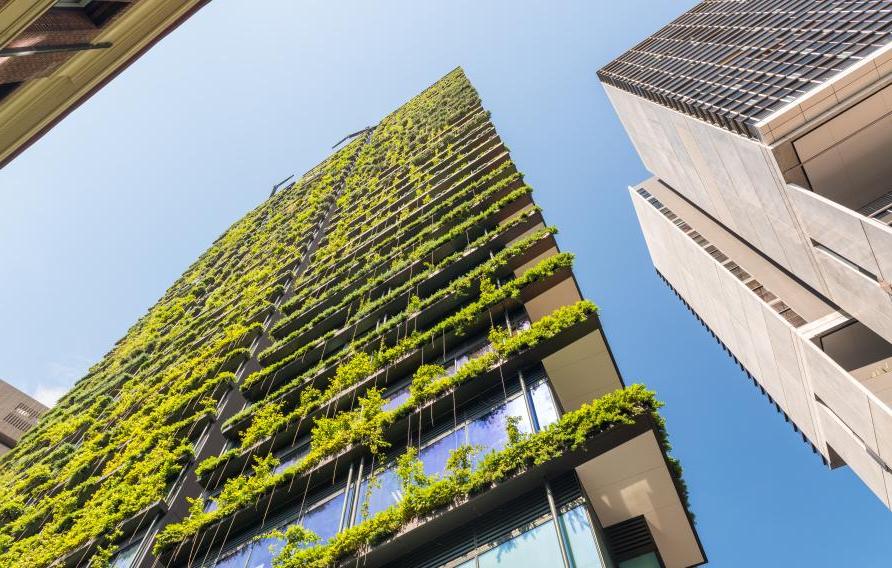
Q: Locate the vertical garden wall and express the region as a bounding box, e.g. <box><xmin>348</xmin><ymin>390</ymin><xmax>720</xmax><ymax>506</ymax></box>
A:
<box><xmin>0</xmin><ymin>69</ymin><xmax>690</xmax><ymax>568</ymax></box>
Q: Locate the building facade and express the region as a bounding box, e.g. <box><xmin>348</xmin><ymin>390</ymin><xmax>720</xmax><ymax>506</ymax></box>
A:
<box><xmin>0</xmin><ymin>379</ymin><xmax>47</xmax><ymax>456</ymax></box>
<box><xmin>0</xmin><ymin>0</ymin><xmax>209</xmax><ymax>168</ymax></box>
<box><xmin>0</xmin><ymin>69</ymin><xmax>702</xmax><ymax>567</ymax></box>
<box><xmin>600</xmin><ymin>0</ymin><xmax>892</xmax><ymax>508</ymax></box>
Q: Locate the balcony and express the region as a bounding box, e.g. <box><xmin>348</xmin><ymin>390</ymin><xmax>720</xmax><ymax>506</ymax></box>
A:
<box><xmin>786</xmin><ymin>183</ymin><xmax>892</xmax><ymax>344</ymax></box>
<box><xmin>632</xmin><ymin>182</ymin><xmax>892</xmax><ymax>509</ymax></box>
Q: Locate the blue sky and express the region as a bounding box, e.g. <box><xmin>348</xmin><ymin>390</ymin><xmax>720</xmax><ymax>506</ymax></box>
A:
<box><xmin>1</xmin><ymin>1</ymin><xmax>891</xmax><ymax>565</ymax></box>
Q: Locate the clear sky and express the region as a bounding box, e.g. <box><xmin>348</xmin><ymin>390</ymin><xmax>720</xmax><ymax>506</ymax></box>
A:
<box><xmin>1</xmin><ymin>1</ymin><xmax>891</xmax><ymax>565</ymax></box>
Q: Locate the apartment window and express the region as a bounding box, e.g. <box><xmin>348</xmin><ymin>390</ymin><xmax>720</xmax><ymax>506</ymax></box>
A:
<box><xmin>529</xmin><ymin>380</ymin><xmax>559</xmax><ymax>429</ymax></box>
<box><xmin>273</xmin><ymin>444</ymin><xmax>309</xmax><ymax>476</ymax></box>
<box><xmin>477</xmin><ymin>517</ymin><xmax>564</xmax><ymax>567</ymax></box>
<box><xmin>357</xmin><ymin>372</ymin><xmax>556</xmax><ymax>521</ymax></box>
<box><xmin>468</xmin><ymin>395</ymin><xmax>532</xmax><ymax>468</ymax></box>
<box><xmin>420</xmin><ymin>429</ymin><xmax>465</xmax><ymax>477</ymax></box>
<box><xmin>440</xmin><ymin>504</ymin><xmax>605</xmax><ymax>568</ymax></box>
<box><xmin>560</xmin><ymin>505</ymin><xmax>606</xmax><ymax>568</ymax></box>
<box><xmin>210</xmin><ymin>547</ymin><xmax>251</xmax><ymax>568</ymax></box>
<box><xmin>236</xmin><ymin>534</ymin><xmax>283</xmax><ymax>568</ymax></box>
<box><xmin>109</xmin><ymin>540</ymin><xmax>141</xmax><ymax>568</ymax></box>
<box><xmin>298</xmin><ymin>490</ymin><xmax>348</xmax><ymax>545</ymax></box>
<box><xmin>356</xmin><ymin>466</ymin><xmax>403</xmax><ymax>521</ymax></box>
<box><xmin>381</xmin><ymin>383</ymin><xmax>411</xmax><ymax>412</ymax></box>
<box><xmin>617</xmin><ymin>552</ymin><xmax>661</xmax><ymax>568</ymax></box>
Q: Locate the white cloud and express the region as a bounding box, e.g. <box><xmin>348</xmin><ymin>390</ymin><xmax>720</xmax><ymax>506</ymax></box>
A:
<box><xmin>33</xmin><ymin>385</ymin><xmax>68</xmax><ymax>407</ymax></box>
<box><xmin>24</xmin><ymin>359</ymin><xmax>90</xmax><ymax>407</ymax></box>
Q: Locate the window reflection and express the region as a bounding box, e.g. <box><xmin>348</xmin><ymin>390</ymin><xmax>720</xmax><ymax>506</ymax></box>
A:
<box><xmin>109</xmin><ymin>541</ymin><xmax>140</xmax><ymax>568</ymax></box>
<box><xmin>244</xmin><ymin>535</ymin><xmax>285</xmax><ymax>568</ymax></box>
<box><xmin>213</xmin><ymin>545</ymin><xmax>252</xmax><ymax>568</ymax></box>
<box><xmin>300</xmin><ymin>491</ymin><xmax>347</xmax><ymax>544</ymax></box>
<box><xmin>420</xmin><ymin>430</ymin><xmax>464</xmax><ymax>477</ymax></box>
<box><xmin>204</xmin><ymin>488</ymin><xmax>221</xmax><ymax>514</ymax></box>
<box><xmin>274</xmin><ymin>446</ymin><xmax>308</xmax><ymax>476</ymax></box>
<box><xmin>467</xmin><ymin>396</ymin><xmax>530</xmax><ymax>468</ymax></box>
<box><xmin>529</xmin><ymin>381</ymin><xmax>559</xmax><ymax>430</ymax></box>
<box><xmin>357</xmin><ymin>467</ymin><xmax>403</xmax><ymax>521</ymax></box>
<box><xmin>560</xmin><ymin>506</ymin><xmax>604</xmax><ymax>568</ymax></box>
<box><xmin>477</xmin><ymin>520</ymin><xmax>564</xmax><ymax>567</ymax></box>
<box><xmin>382</xmin><ymin>384</ymin><xmax>411</xmax><ymax>412</ymax></box>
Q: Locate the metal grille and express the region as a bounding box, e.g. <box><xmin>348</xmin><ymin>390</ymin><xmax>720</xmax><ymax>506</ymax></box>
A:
<box><xmin>636</xmin><ymin>187</ymin><xmax>809</xmax><ymax>328</ymax></box>
<box><xmin>599</xmin><ymin>0</ymin><xmax>892</xmax><ymax>138</ymax></box>
<box><xmin>3</xmin><ymin>413</ymin><xmax>32</xmax><ymax>432</ymax></box>
<box><xmin>604</xmin><ymin>516</ymin><xmax>657</xmax><ymax>562</ymax></box>
<box><xmin>858</xmin><ymin>189</ymin><xmax>892</xmax><ymax>225</ymax></box>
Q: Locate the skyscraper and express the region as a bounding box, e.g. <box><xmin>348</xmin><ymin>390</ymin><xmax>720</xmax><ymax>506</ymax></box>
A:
<box><xmin>0</xmin><ymin>69</ymin><xmax>702</xmax><ymax>567</ymax></box>
<box><xmin>600</xmin><ymin>1</ymin><xmax>892</xmax><ymax>508</ymax></box>
<box><xmin>0</xmin><ymin>379</ymin><xmax>47</xmax><ymax>456</ymax></box>
<box><xmin>0</xmin><ymin>0</ymin><xmax>209</xmax><ymax>168</ymax></box>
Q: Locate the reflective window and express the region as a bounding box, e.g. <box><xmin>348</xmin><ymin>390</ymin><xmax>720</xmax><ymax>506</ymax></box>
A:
<box><xmin>420</xmin><ymin>430</ymin><xmax>464</xmax><ymax>477</ymax></box>
<box><xmin>274</xmin><ymin>446</ymin><xmax>308</xmax><ymax>476</ymax></box>
<box><xmin>244</xmin><ymin>535</ymin><xmax>285</xmax><ymax>568</ymax></box>
<box><xmin>529</xmin><ymin>381</ymin><xmax>559</xmax><ymax>430</ymax></box>
<box><xmin>618</xmin><ymin>552</ymin><xmax>661</xmax><ymax>568</ymax></box>
<box><xmin>560</xmin><ymin>506</ymin><xmax>604</xmax><ymax>568</ymax></box>
<box><xmin>477</xmin><ymin>520</ymin><xmax>564</xmax><ymax>567</ymax></box>
<box><xmin>357</xmin><ymin>467</ymin><xmax>403</xmax><ymax>521</ymax></box>
<box><xmin>213</xmin><ymin>546</ymin><xmax>252</xmax><ymax>568</ymax></box>
<box><xmin>382</xmin><ymin>384</ymin><xmax>411</xmax><ymax>412</ymax></box>
<box><xmin>301</xmin><ymin>491</ymin><xmax>346</xmax><ymax>544</ymax></box>
<box><xmin>109</xmin><ymin>541</ymin><xmax>141</xmax><ymax>568</ymax></box>
<box><xmin>453</xmin><ymin>354</ymin><xmax>470</xmax><ymax>374</ymax></box>
<box><xmin>467</xmin><ymin>396</ymin><xmax>530</xmax><ymax>467</ymax></box>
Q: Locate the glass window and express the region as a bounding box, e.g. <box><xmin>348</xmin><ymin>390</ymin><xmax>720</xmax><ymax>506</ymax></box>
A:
<box><xmin>382</xmin><ymin>384</ymin><xmax>411</xmax><ymax>412</ymax></box>
<box><xmin>244</xmin><ymin>534</ymin><xmax>285</xmax><ymax>568</ymax></box>
<box><xmin>618</xmin><ymin>552</ymin><xmax>661</xmax><ymax>568</ymax></box>
<box><xmin>467</xmin><ymin>396</ymin><xmax>530</xmax><ymax>467</ymax></box>
<box><xmin>274</xmin><ymin>446</ymin><xmax>308</xmax><ymax>475</ymax></box>
<box><xmin>453</xmin><ymin>354</ymin><xmax>470</xmax><ymax>374</ymax></box>
<box><xmin>477</xmin><ymin>520</ymin><xmax>564</xmax><ymax>568</ymax></box>
<box><xmin>420</xmin><ymin>430</ymin><xmax>464</xmax><ymax>477</ymax></box>
<box><xmin>357</xmin><ymin>467</ymin><xmax>403</xmax><ymax>521</ymax></box>
<box><xmin>300</xmin><ymin>491</ymin><xmax>346</xmax><ymax>544</ymax></box>
<box><xmin>560</xmin><ymin>506</ymin><xmax>604</xmax><ymax>568</ymax></box>
<box><xmin>109</xmin><ymin>541</ymin><xmax>141</xmax><ymax>568</ymax></box>
<box><xmin>213</xmin><ymin>546</ymin><xmax>252</xmax><ymax>568</ymax></box>
<box><xmin>529</xmin><ymin>381</ymin><xmax>559</xmax><ymax>430</ymax></box>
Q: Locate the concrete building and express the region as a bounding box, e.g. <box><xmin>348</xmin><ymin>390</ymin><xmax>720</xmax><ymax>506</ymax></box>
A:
<box><xmin>0</xmin><ymin>69</ymin><xmax>703</xmax><ymax>567</ymax></box>
<box><xmin>0</xmin><ymin>379</ymin><xmax>47</xmax><ymax>455</ymax></box>
<box><xmin>0</xmin><ymin>0</ymin><xmax>209</xmax><ymax>168</ymax></box>
<box><xmin>599</xmin><ymin>0</ymin><xmax>892</xmax><ymax>508</ymax></box>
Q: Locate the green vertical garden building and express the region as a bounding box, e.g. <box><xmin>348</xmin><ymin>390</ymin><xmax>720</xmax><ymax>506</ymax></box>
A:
<box><xmin>0</xmin><ymin>69</ymin><xmax>703</xmax><ymax>568</ymax></box>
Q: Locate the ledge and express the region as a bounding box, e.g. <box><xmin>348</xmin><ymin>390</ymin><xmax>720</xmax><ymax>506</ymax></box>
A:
<box><xmin>201</xmin><ymin>289</ymin><xmax>591</xmax><ymax>488</ymax></box>
<box><xmin>159</xmin><ymin>399</ymin><xmax>653</xmax><ymax>565</ymax></box>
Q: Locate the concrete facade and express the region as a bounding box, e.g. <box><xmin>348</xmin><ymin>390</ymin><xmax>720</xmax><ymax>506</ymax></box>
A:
<box><xmin>600</xmin><ymin>1</ymin><xmax>892</xmax><ymax>509</ymax></box>
<box><xmin>0</xmin><ymin>379</ymin><xmax>47</xmax><ymax>456</ymax></box>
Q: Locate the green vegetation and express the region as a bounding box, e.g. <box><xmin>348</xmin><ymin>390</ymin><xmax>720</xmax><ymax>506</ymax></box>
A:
<box><xmin>0</xmin><ymin>68</ymin><xmax>691</xmax><ymax>568</ymax></box>
<box><xmin>160</xmin><ymin>300</ymin><xmax>598</xmax><ymax>548</ymax></box>
<box><xmin>271</xmin><ymin>385</ymin><xmax>662</xmax><ymax>568</ymax></box>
